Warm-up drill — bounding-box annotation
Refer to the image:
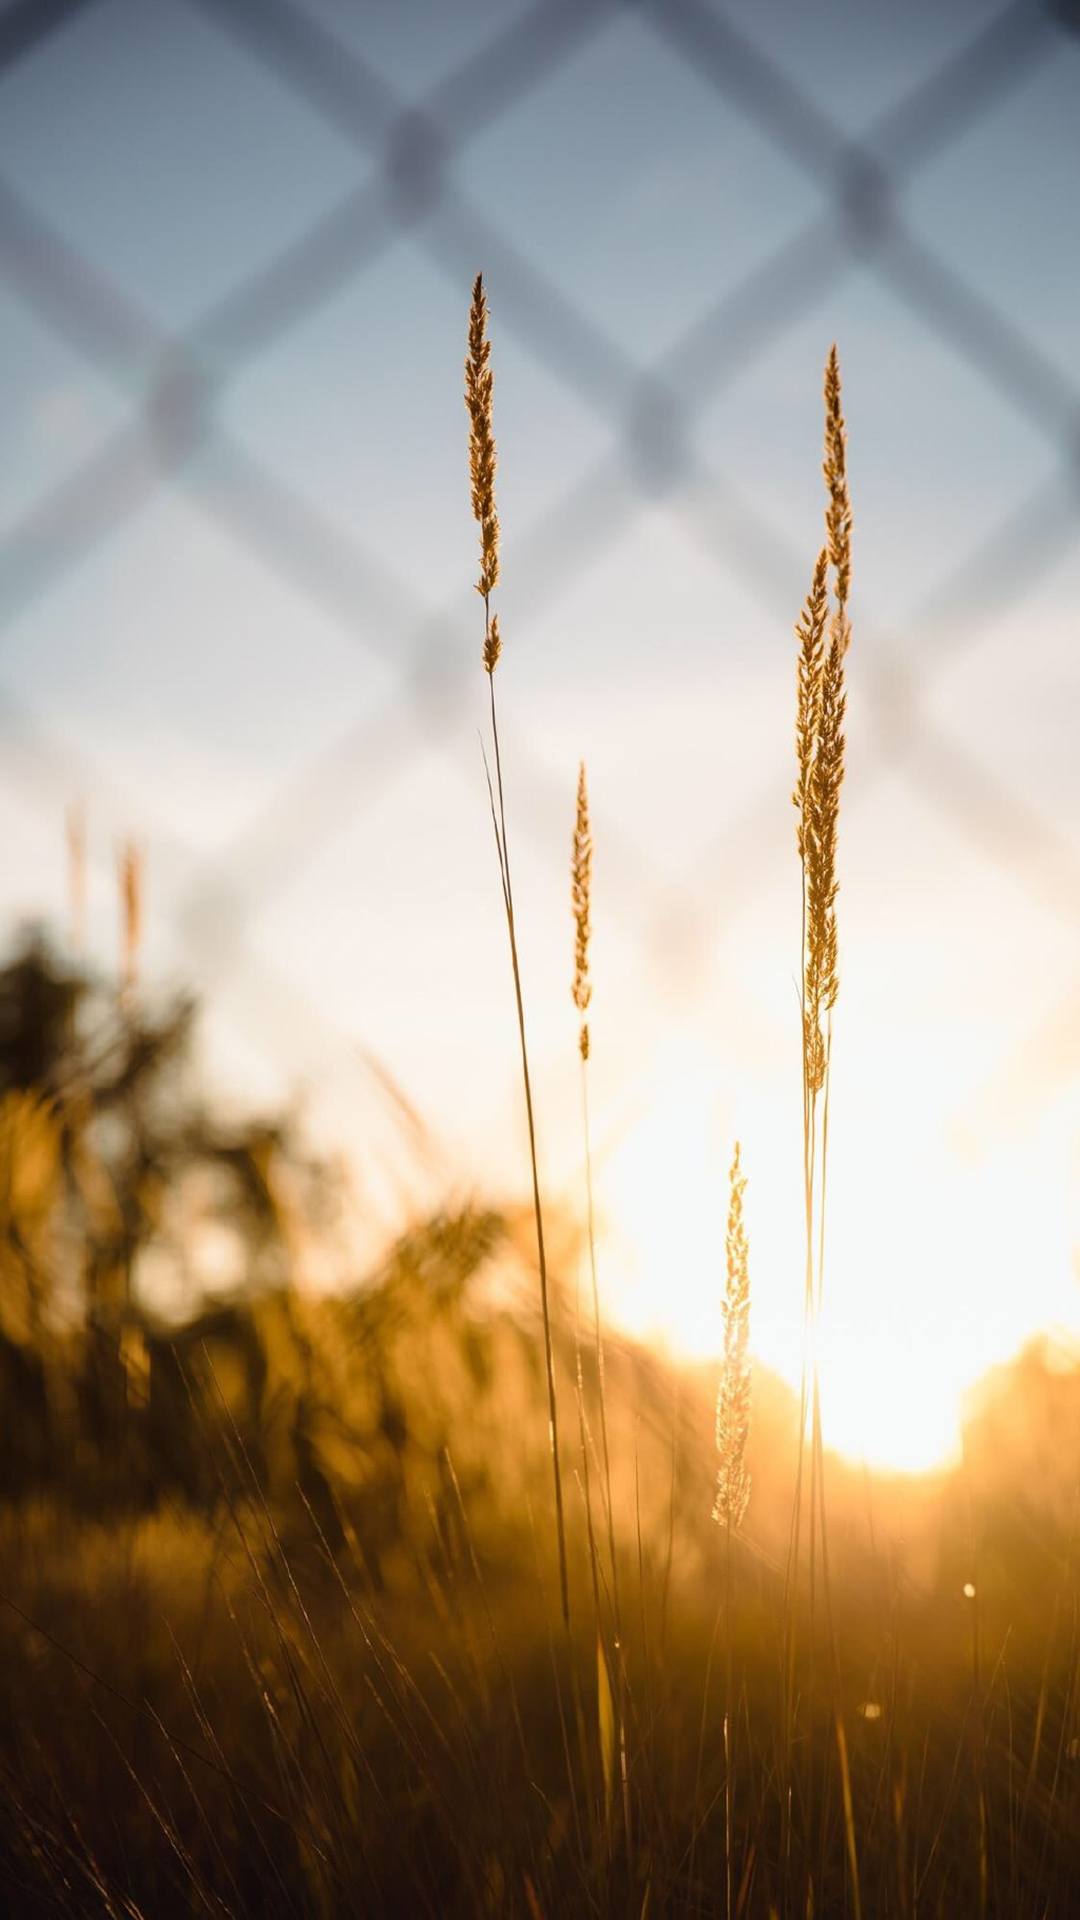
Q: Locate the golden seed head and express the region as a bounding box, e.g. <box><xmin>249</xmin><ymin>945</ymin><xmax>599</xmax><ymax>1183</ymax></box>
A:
<box><xmin>802</xmin><ymin>626</ymin><xmax>846</xmax><ymax>1088</ymax></box>
<box><xmin>465</xmin><ymin>272</ymin><xmax>500</xmax><ymax>606</ymax></box>
<box><xmin>793</xmin><ymin>547</ymin><xmax>829</xmax><ymax>860</ymax></box>
<box><xmin>797</xmin><ymin>351</ymin><xmax>853</xmax><ymax>1090</ymax></box>
<box><xmin>823</xmin><ymin>344</ymin><xmax>852</xmax><ymax>612</ymax></box>
<box><xmin>713</xmin><ymin>1142</ymin><xmax>751</xmax><ymax>1532</ymax></box>
<box><xmin>483</xmin><ymin>612</ymin><xmax>502</xmax><ymax>675</ymax></box>
<box><xmin>571</xmin><ymin>761</ymin><xmax>593</xmax><ymax>1060</ymax></box>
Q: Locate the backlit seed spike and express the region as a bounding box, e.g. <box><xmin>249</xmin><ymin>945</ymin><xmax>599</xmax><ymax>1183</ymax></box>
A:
<box><xmin>793</xmin><ymin>548</ymin><xmax>829</xmax><ymax>861</ymax></box>
<box><xmin>823</xmin><ymin>344</ymin><xmax>852</xmax><ymax>618</ymax></box>
<box><xmin>798</xmin><ymin>350</ymin><xmax>853</xmax><ymax>1089</ymax></box>
<box><xmin>804</xmin><ymin>622</ymin><xmax>846</xmax><ymax>1080</ymax></box>
<box><xmin>483</xmin><ymin>612</ymin><xmax>502</xmax><ymax>676</ymax></box>
<box><xmin>465</xmin><ymin>272</ymin><xmax>500</xmax><ymax>615</ymax></box>
<box><xmin>571</xmin><ymin>761</ymin><xmax>593</xmax><ymax>1061</ymax></box>
<box><xmin>713</xmin><ymin>1143</ymin><xmax>751</xmax><ymax>1532</ymax></box>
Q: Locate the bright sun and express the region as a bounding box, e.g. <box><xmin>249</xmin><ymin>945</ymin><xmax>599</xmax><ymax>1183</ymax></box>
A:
<box><xmin>597</xmin><ymin>1039</ymin><xmax>1076</xmax><ymax>1477</ymax></box>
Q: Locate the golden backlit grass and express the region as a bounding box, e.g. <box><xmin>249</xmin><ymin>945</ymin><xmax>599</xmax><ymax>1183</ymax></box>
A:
<box><xmin>0</xmin><ymin>292</ymin><xmax>1077</xmax><ymax>1920</ymax></box>
<box><xmin>468</xmin><ymin>271</ymin><xmax>570</xmax><ymax>1631</ymax></box>
<box><xmin>2</xmin><ymin>1295</ymin><xmax>1079</xmax><ymax>1917</ymax></box>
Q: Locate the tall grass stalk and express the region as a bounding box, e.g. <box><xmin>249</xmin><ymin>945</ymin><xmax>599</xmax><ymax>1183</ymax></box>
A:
<box><xmin>466</xmin><ymin>272</ymin><xmax>570</xmax><ymax>1631</ymax></box>
<box><xmin>714</xmin><ymin>1141</ymin><xmax>751</xmax><ymax>1920</ymax></box>
<box><xmin>788</xmin><ymin>344</ymin><xmax>860</xmax><ymax>1915</ymax></box>
<box><xmin>571</xmin><ymin>760</ymin><xmax>631</xmax><ymax>1851</ymax></box>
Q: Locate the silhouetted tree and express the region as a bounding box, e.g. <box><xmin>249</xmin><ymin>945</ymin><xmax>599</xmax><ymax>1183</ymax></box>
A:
<box><xmin>0</xmin><ymin>929</ymin><xmax>339</xmax><ymax>1508</ymax></box>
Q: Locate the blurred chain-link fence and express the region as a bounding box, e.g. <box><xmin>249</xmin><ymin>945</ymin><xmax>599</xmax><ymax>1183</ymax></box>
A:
<box><xmin>0</xmin><ymin>0</ymin><xmax>1078</xmax><ymax>1199</ymax></box>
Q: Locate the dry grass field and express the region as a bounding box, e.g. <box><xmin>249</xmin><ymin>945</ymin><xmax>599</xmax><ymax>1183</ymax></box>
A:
<box><xmin>0</xmin><ymin>277</ymin><xmax>1078</xmax><ymax>1920</ymax></box>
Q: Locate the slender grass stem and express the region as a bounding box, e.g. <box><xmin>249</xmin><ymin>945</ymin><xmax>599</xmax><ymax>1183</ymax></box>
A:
<box><xmin>467</xmin><ymin>272</ymin><xmax>570</xmax><ymax>1633</ymax></box>
<box><xmin>580</xmin><ymin>1055</ymin><xmax>631</xmax><ymax>1851</ymax></box>
<box><xmin>485</xmin><ymin>663</ymin><xmax>570</xmax><ymax>1631</ymax></box>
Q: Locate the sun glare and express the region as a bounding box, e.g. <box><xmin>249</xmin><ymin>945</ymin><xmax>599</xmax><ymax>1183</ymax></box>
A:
<box><xmin>599</xmin><ymin>1046</ymin><xmax>1076</xmax><ymax>1477</ymax></box>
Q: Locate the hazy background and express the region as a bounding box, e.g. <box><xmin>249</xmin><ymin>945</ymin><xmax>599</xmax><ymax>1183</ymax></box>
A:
<box><xmin>0</xmin><ymin>0</ymin><xmax>1077</xmax><ymax>1468</ymax></box>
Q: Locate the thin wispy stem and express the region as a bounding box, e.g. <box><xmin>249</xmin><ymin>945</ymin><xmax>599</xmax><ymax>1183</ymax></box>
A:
<box><xmin>466</xmin><ymin>272</ymin><xmax>570</xmax><ymax>1630</ymax></box>
<box><xmin>571</xmin><ymin>761</ymin><xmax>630</xmax><ymax>1849</ymax></box>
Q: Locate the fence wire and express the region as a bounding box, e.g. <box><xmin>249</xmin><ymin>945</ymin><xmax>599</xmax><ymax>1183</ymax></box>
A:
<box><xmin>0</xmin><ymin>0</ymin><xmax>1077</xmax><ymax>1176</ymax></box>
